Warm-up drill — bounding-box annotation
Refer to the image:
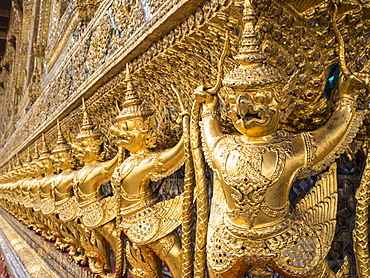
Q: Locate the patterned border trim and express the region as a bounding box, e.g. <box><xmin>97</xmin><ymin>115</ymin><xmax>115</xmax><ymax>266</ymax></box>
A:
<box><xmin>0</xmin><ymin>228</ymin><xmax>30</xmax><ymax>278</ymax></box>
<box><xmin>0</xmin><ymin>207</ymin><xmax>97</xmax><ymax>278</ymax></box>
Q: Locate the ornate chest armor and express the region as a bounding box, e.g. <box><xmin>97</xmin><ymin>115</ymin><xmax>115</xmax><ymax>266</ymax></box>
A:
<box><xmin>212</xmin><ymin>135</ymin><xmax>292</xmax><ymax>225</ymax></box>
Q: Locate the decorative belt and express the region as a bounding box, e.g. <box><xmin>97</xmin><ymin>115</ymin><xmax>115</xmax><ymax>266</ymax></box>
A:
<box><xmin>224</xmin><ymin>212</ymin><xmax>293</xmax><ymax>239</ymax></box>
<box><xmin>77</xmin><ymin>195</ymin><xmax>102</xmax><ymax>209</ymax></box>
<box><xmin>120</xmin><ymin>196</ymin><xmax>158</xmax><ymax>217</ymax></box>
<box><xmin>55</xmin><ymin>197</ymin><xmax>70</xmax><ymax>207</ymax></box>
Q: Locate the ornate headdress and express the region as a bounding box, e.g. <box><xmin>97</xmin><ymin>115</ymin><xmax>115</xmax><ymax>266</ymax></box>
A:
<box><xmin>75</xmin><ymin>98</ymin><xmax>102</xmax><ymax>141</ymax></box>
<box><xmin>31</xmin><ymin>144</ymin><xmax>40</xmax><ymax>164</ymax></box>
<box><xmin>25</xmin><ymin>147</ymin><xmax>32</xmax><ymax>165</ymax></box>
<box><xmin>39</xmin><ymin>133</ymin><xmax>51</xmax><ymax>159</ymax></box>
<box><xmin>222</xmin><ymin>0</ymin><xmax>282</xmax><ymax>89</ymax></box>
<box><xmin>12</xmin><ymin>157</ymin><xmax>18</xmax><ymax>171</ymax></box>
<box><xmin>51</xmin><ymin>120</ymin><xmax>71</xmax><ymax>153</ymax></box>
<box><xmin>116</xmin><ymin>64</ymin><xmax>154</xmax><ymax>121</ymax></box>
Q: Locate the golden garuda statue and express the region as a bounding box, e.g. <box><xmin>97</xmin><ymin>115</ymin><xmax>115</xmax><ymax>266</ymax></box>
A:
<box><xmin>37</xmin><ymin>134</ymin><xmax>59</xmax><ymax>242</ymax></box>
<box><xmin>51</xmin><ymin>120</ymin><xmax>77</xmax><ymax>223</ymax></box>
<box><xmin>39</xmin><ymin>134</ymin><xmax>57</xmax><ymax>216</ymax></box>
<box><xmin>71</xmin><ymin>98</ymin><xmax>120</xmax><ymax>276</ymax></box>
<box><xmin>72</xmin><ymin>98</ymin><xmax>118</xmax><ymax>229</ymax></box>
<box><xmin>49</xmin><ymin>120</ymin><xmax>79</xmax><ymax>251</ymax></box>
<box><xmin>192</xmin><ymin>0</ymin><xmax>367</xmax><ymax>277</ymax></box>
<box><xmin>110</xmin><ymin>65</ymin><xmax>185</xmax><ymax>278</ymax></box>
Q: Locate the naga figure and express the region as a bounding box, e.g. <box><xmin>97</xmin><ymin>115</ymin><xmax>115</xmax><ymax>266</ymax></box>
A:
<box><xmin>110</xmin><ymin>66</ymin><xmax>185</xmax><ymax>278</ymax></box>
<box><xmin>194</xmin><ymin>0</ymin><xmax>365</xmax><ymax>277</ymax></box>
<box><xmin>71</xmin><ymin>98</ymin><xmax>119</xmax><ymax>276</ymax></box>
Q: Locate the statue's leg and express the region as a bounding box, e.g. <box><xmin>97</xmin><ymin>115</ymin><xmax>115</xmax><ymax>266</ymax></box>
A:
<box><xmin>35</xmin><ymin>212</ymin><xmax>48</xmax><ymax>236</ymax></box>
<box><xmin>48</xmin><ymin>215</ymin><xmax>63</xmax><ymax>244</ymax></box>
<box><xmin>147</xmin><ymin>231</ymin><xmax>182</xmax><ymax>278</ymax></box>
<box><xmin>160</xmin><ymin>232</ymin><xmax>181</xmax><ymax>278</ymax></box>
<box><xmin>126</xmin><ymin>241</ymin><xmax>162</xmax><ymax>278</ymax></box>
<box><xmin>92</xmin><ymin>230</ymin><xmax>112</xmax><ymax>272</ymax></box>
<box><xmin>65</xmin><ymin>221</ymin><xmax>84</xmax><ymax>262</ymax></box>
<box><xmin>96</xmin><ymin>222</ymin><xmax>126</xmax><ymax>276</ymax></box>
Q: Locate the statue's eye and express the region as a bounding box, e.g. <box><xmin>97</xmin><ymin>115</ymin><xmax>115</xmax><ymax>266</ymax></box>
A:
<box><xmin>254</xmin><ymin>92</ymin><xmax>267</xmax><ymax>103</ymax></box>
<box><xmin>239</xmin><ymin>96</ymin><xmax>248</xmax><ymax>103</ymax></box>
<box><xmin>238</xmin><ymin>95</ymin><xmax>251</xmax><ymax>104</ymax></box>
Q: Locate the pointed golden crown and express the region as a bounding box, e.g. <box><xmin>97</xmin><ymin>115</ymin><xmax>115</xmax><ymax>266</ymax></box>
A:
<box><xmin>12</xmin><ymin>157</ymin><xmax>19</xmax><ymax>170</ymax></box>
<box><xmin>76</xmin><ymin>98</ymin><xmax>102</xmax><ymax>141</ymax></box>
<box><xmin>39</xmin><ymin>133</ymin><xmax>51</xmax><ymax>159</ymax></box>
<box><xmin>9</xmin><ymin>157</ymin><xmax>16</xmax><ymax>172</ymax></box>
<box><xmin>222</xmin><ymin>0</ymin><xmax>281</xmax><ymax>89</ymax></box>
<box><xmin>116</xmin><ymin>64</ymin><xmax>154</xmax><ymax>121</ymax></box>
<box><xmin>31</xmin><ymin>144</ymin><xmax>40</xmax><ymax>164</ymax></box>
<box><xmin>25</xmin><ymin>147</ymin><xmax>32</xmax><ymax>164</ymax></box>
<box><xmin>52</xmin><ymin>120</ymin><xmax>71</xmax><ymax>153</ymax></box>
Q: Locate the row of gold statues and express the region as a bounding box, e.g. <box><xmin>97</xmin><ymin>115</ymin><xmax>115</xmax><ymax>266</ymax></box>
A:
<box><xmin>0</xmin><ymin>0</ymin><xmax>369</xmax><ymax>277</ymax></box>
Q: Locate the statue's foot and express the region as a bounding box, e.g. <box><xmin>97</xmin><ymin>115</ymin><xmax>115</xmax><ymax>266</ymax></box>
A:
<box><xmin>69</xmin><ymin>249</ymin><xmax>77</xmax><ymax>257</ymax></box>
<box><xmin>75</xmin><ymin>254</ymin><xmax>87</xmax><ymax>266</ymax></box>
<box><xmin>89</xmin><ymin>264</ymin><xmax>105</xmax><ymax>277</ymax></box>
<box><xmin>60</xmin><ymin>243</ymin><xmax>69</xmax><ymax>250</ymax></box>
<box><xmin>45</xmin><ymin>233</ymin><xmax>56</xmax><ymax>241</ymax></box>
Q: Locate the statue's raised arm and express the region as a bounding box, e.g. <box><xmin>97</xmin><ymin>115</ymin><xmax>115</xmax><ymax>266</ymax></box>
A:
<box><xmin>301</xmin><ymin>76</ymin><xmax>365</xmax><ymax>175</ymax></box>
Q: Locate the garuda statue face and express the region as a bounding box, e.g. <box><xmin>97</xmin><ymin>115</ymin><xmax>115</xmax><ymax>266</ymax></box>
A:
<box><xmin>30</xmin><ymin>162</ymin><xmax>42</xmax><ymax>178</ymax></box>
<box><xmin>51</xmin><ymin>150</ymin><xmax>72</xmax><ymax>171</ymax></box>
<box><xmin>229</xmin><ymin>85</ymin><xmax>280</xmax><ymax>137</ymax></box>
<box><xmin>38</xmin><ymin>157</ymin><xmax>53</xmax><ymax>175</ymax></box>
<box><xmin>37</xmin><ymin>134</ymin><xmax>54</xmax><ymax>175</ymax></box>
<box><xmin>112</xmin><ymin>116</ymin><xmax>156</xmax><ymax>153</ymax></box>
<box><xmin>73</xmin><ymin>138</ymin><xmax>102</xmax><ymax>163</ymax></box>
<box><xmin>72</xmin><ymin>98</ymin><xmax>104</xmax><ymax>164</ymax></box>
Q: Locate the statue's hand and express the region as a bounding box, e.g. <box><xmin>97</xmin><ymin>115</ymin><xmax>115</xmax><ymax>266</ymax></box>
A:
<box><xmin>194</xmin><ymin>85</ymin><xmax>218</xmax><ymax>110</ymax></box>
<box><xmin>338</xmin><ymin>74</ymin><xmax>363</xmax><ymax>101</ymax></box>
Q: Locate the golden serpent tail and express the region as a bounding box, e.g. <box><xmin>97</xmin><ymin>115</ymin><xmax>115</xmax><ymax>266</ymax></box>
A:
<box><xmin>181</xmin><ymin>112</ymin><xmax>194</xmax><ymax>278</ymax></box>
<box><xmin>354</xmin><ymin>146</ymin><xmax>370</xmax><ymax>277</ymax></box>
<box><xmin>191</xmin><ymin>101</ymin><xmax>209</xmax><ymax>278</ymax></box>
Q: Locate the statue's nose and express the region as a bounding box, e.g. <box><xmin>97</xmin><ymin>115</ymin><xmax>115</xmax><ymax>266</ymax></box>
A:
<box><xmin>238</xmin><ymin>103</ymin><xmax>254</xmax><ymax>115</ymax></box>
